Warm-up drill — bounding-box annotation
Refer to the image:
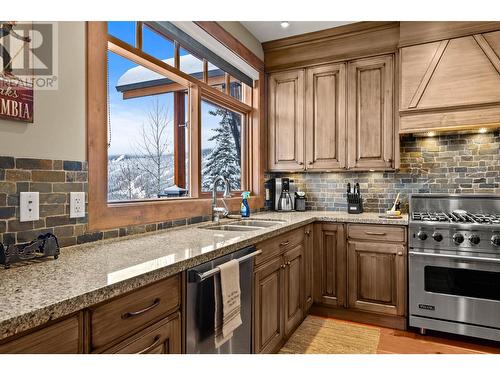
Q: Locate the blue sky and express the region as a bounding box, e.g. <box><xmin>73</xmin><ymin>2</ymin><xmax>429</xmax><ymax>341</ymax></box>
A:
<box><xmin>107</xmin><ymin>22</ymin><xmax>221</xmax><ymax>156</ymax></box>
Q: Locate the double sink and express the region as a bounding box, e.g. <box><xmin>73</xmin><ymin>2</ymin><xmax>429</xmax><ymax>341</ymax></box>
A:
<box><xmin>201</xmin><ymin>219</ymin><xmax>287</xmax><ymax>232</ymax></box>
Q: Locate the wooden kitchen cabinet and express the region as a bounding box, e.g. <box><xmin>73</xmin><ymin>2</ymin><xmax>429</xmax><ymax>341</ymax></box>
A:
<box><xmin>268</xmin><ymin>55</ymin><xmax>396</xmax><ymax>172</ymax></box>
<box><xmin>103</xmin><ymin>313</ymin><xmax>181</xmax><ymax>354</ymax></box>
<box><xmin>347</xmin><ymin>55</ymin><xmax>394</xmax><ymax>170</ymax></box>
<box><xmin>253</xmin><ymin>255</ymin><xmax>285</xmax><ymax>354</ymax></box>
<box><xmin>0</xmin><ymin>313</ymin><xmax>83</xmax><ymax>354</ymax></box>
<box><xmin>305</xmin><ymin>63</ymin><xmax>347</xmax><ymax>170</ymax></box>
<box><xmin>399</xmin><ymin>29</ymin><xmax>500</xmax><ymax>133</ymax></box>
<box><xmin>268</xmin><ymin>69</ymin><xmax>305</xmax><ymax>171</ymax></box>
<box><xmin>347</xmin><ymin>226</ymin><xmax>406</xmax><ymax>316</ymax></box>
<box><xmin>283</xmin><ymin>243</ymin><xmax>305</xmax><ymax>336</ymax></box>
<box><xmin>313</xmin><ymin>223</ymin><xmax>346</xmax><ymax>308</ymax></box>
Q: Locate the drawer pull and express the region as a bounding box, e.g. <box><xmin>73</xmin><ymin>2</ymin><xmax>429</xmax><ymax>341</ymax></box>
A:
<box><xmin>397</xmin><ymin>251</ymin><xmax>403</xmax><ymax>256</ymax></box>
<box><xmin>279</xmin><ymin>241</ymin><xmax>290</xmax><ymax>247</ymax></box>
<box><xmin>304</xmin><ymin>230</ymin><xmax>311</xmax><ymax>235</ymax></box>
<box><xmin>286</xmin><ymin>261</ymin><xmax>291</xmax><ymax>266</ymax></box>
<box><xmin>121</xmin><ymin>298</ymin><xmax>161</xmax><ymax>319</ymax></box>
<box><xmin>136</xmin><ymin>335</ymin><xmax>161</xmax><ymax>354</ymax></box>
<box><xmin>364</xmin><ymin>231</ymin><xmax>386</xmax><ymax>236</ymax></box>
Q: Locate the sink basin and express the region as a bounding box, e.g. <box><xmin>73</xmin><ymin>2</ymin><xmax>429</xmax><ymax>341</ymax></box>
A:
<box><xmin>202</xmin><ymin>224</ymin><xmax>262</xmax><ymax>232</ymax></box>
<box><xmin>201</xmin><ymin>219</ymin><xmax>287</xmax><ymax>232</ymax></box>
<box><xmin>230</xmin><ymin>220</ymin><xmax>287</xmax><ymax>227</ymax></box>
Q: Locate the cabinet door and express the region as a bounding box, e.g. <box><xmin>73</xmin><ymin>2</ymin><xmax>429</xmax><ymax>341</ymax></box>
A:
<box><xmin>347</xmin><ymin>241</ymin><xmax>406</xmax><ymax>316</ymax></box>
<box><xmin>283</xmin><ymin>243</ymin><xmax>304</xmax><ymax>336</ymax></box>
<box><xmin>305</xmin><ymin>63</ymin><xmax>347</xmax><ymax>170</ymax></box>
<box><xmin>253</xmin><ymin>256</ymin><xmax>285</xmax><ymax>353</ymax></box>
<box><xmin>303</xmin><ymin>225</ymin><xmax>314</xmax><ymax>312</ymax></box>
<box><xmin>268</xmin><ymin>69</ymin><xmax>305</xmax><ymax>171</ymax></box>
<box><xmin>347</xmin><ymin>55</ymin><xmax>394</xmax><ymax>170</ymax></box>
<box><xmin>103</xmin><ymin>313</ymin><xmax>181</xmax><ymax>354</ymax></box>
<box><xmin>313</xmin><ymin>223</ymin><xmax>346</xmax><ymax>308</ymax></box>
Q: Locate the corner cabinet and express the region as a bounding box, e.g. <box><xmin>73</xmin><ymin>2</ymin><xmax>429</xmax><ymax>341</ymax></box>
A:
<box><xmin>399</xmin><ymin>30</ymin><xmax>500</xmax><ymax>133</ymax></box>
<box><xmin>347</xmin><ymin>55</ymin><xmax>394</xmax><ymax>170</ymax></box>
<box><xmin>268</xmin><ymin>69</ymin><xmax>305</xmax><ymax>171</ymax></box>
<box><xmin>267</xmin><ymin>55</ymin><xmax>396</xmax><ymax>173</ymax></box>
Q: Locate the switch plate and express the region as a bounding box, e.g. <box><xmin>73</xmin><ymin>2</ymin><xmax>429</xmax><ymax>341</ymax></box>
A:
<box><xmin>20</xmin><ymin>192</ymin><xmax>39</xmax><ymax>222</ymax></box>
<box><xmin>70</xmin><ymin>192</ymin><xmax>86</xmax><ymax>218</ymax></box>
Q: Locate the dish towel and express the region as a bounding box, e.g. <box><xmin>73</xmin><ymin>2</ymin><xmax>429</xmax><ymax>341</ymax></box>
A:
<box><xmin>214</xmin><ymin>259</ymin><xmax>242</xmax><ymax>348</ymax></box>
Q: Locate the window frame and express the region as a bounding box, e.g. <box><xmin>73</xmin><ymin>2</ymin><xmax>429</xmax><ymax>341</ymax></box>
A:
<box><xmin>86</xmin><ymin>22</ymin><xmax>265</xmax><ymax>231</ymax></box>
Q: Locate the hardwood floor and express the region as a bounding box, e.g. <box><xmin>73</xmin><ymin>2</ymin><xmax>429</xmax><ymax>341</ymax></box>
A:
<box><xmin>282</xmin><ymin>315</ymin><xmax>500</xmax><ymax>354</ymax></box>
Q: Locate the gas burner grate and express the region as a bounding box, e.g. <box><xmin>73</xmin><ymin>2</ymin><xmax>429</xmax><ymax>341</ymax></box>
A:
<box><xmin>412</xmin><ymin>211</ymin><xmax>500</xmax><ymax>224</ymax></box>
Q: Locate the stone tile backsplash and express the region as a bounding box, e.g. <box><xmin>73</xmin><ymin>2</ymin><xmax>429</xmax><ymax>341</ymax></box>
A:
<box><xmin>268</xmin><ymin>131</ymin><xmax>500</xmax><ymax>213</ymax></box>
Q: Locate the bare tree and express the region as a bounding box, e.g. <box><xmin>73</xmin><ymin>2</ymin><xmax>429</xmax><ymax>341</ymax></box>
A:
<box><xmin>133</xmin><ymin>97</ymin><xmax>173</xmax><ymax>197</ymax></box>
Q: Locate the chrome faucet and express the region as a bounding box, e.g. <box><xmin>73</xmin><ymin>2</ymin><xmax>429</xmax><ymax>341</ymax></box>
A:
<box><xmin>211</xmin><ymin>176</ymin><xmax>232</xmax><ymax>223</ymax></box>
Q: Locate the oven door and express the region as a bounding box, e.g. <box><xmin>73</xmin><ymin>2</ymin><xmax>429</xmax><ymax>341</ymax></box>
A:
<box><xmin>409</xmin><ymin>251</ymin><xmax>500</xmax><ymax>329</ymax></box>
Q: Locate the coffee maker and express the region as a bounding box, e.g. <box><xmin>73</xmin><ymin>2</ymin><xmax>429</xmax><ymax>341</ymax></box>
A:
<box><xmin>265</xmin><ymin>178</ymin><xmax>297</xmax><ymax>211</ymax></box>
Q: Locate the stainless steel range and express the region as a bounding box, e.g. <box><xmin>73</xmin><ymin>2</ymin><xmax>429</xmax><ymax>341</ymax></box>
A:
<box><xmin>409</xmin><ymin>194</ymin><xmax>500</xmax><ymax>342</ymax></box>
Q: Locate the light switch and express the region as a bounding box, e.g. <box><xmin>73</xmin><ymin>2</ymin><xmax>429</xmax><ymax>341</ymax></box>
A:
<box><xmin>20</xmin><ymin>192</ymin><xmax>39</xmax><ymax>222</ymax></box>
<box><xmin>70</xmin><ymin>192</ymin><xmax>86</xmax><ymax>218</ymax></box>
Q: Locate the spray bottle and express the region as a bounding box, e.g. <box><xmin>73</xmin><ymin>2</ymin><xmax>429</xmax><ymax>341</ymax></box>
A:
<box><xmin>241</xmin><ymin>191</ymin><xmax>251</xmax><ymax>218</ymax></box>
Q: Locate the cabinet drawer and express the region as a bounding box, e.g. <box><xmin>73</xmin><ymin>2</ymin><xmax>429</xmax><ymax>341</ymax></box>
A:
<box><xmin>0</xmin><ymin>314</ymin><xmax>81</xmax><ymax>354</ymax></box>
<box><xmin>103</xmin><ymin>313</ymin><xmax>181</xmax><ymax>354</ymax></box>
<box><xmin>348</xmin><ymin>224</ymin><xmax>406</xmax><ymax>243</ymax></box>
<box><xmin>90</xmin><ymin>274</ymin><xmax>180</xmax><ymax>350</ymax></box>
<box><xmin>255</xmin><ymin>227</ymin><xmax>305</xmax><ymax>267</ymax></box>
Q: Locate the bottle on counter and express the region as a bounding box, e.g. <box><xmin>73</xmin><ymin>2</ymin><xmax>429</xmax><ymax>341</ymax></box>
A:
<box><xmin>241</xmin><ymin>191</ymin><xmax>251</xmax><ymax>218</ymax></box>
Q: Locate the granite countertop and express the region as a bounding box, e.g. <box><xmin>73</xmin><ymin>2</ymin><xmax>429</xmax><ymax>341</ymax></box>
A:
<box><xmin>0</xmin><ymin>211</ymin><xmax>408</xmax><ymax>340</ymax></box>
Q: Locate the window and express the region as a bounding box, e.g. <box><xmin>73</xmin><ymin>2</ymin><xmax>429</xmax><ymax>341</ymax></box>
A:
<box><xmin>201</xmin><ymin>100</ymin><xmax>243</xmax><ymax>192</ymax></box>
<box><xmin>87</xmin><ymin>22</ymin><xmax>263</xmax><ymax>230</ymax></box>
<box><xmin>107</xmin><ymin>35</ymin><xmax>189</xmax><ymax>202</ymax></box>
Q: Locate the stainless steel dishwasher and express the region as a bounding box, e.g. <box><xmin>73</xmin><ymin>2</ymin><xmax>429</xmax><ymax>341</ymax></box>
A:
<box><xmin>185</xmin><ymin>246</ymin><xmax>260</xmax><ymax>354</ymax></box>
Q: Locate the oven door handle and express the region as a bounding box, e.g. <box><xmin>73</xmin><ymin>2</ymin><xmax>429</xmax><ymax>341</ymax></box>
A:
<box><xmin>409</xmin><ymin>251</ymin><xmax>500</xmax><ymax>264</ymax></box>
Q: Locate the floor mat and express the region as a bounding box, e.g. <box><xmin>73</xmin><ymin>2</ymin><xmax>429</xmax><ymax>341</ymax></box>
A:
<box><xmin>279</xmin><ymin>315</ymin><xmax>380</xmax><ymax>354</ymax></box>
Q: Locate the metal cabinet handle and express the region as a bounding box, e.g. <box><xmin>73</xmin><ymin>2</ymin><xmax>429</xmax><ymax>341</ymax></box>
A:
<box><xmin>280</xmin><ymin>264</ymin><xmax>286</xmax><ymax>269</ymax></box>
<box><xmin>121</xmin><ymin>298</ymin><xmax>161</xmax><ymax>319</ymax></box>
<box><xmin>308</xmin><ymin>161</ymin><xmax>313</xmax><ymax>165</ymax></box>
<box><xmin>397</xmin><ymin>251</ymin><xmax>403</xmax><ymax>256</ymax></box>
<box><xmin>279</xmin><ymin>241</ymin><xmax>290</xmax><ymax>247</ymax></box>
<box><xmin>364</xmin><ymin>231</ymin><xmax>386</xmax><ymax>236</ymax></box>
<box><xmin>286</xmin><ymin>261</ymin><xmax>291</xmax><ymax>266</ymax></box>
<box><xmin>304</xmin><ymin>230</ymin><xmax>311</xmax><ymax>236</ymax></box>
<box><xmin>298</xmin><ymin>161</ymin><xmax>304</xmax><ymax>165</ymax></box>
<box><xmin>136</xmin><ymin>335</ymin><xmax>162</xmax><ymax>354</ymax></box>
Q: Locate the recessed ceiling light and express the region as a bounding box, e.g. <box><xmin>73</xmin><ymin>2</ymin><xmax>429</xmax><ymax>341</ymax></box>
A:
<box><xmin>479</xmin><ymin>128</ymin><xmax>487</xmax><ymax>133</ymax></box>
<box><xmin>426</xmin><ymin>131</ymin><xmax>436</xmax><ymax>137</ymax></box>
<box><xmin>280</xmin><ymin>21</ymin><xmax>290</xmax><ymax>29</ymax></box>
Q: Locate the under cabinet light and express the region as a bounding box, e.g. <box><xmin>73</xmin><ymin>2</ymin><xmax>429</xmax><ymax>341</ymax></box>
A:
<box><xmin>280</xmin><ymin>21</ymin><xmax>290</xmax><ymax>29</ymax></box>
<box><xmin>479</xmin><ymin>128</ymin><xmax>487</xmax><ymax>134</ymax></box>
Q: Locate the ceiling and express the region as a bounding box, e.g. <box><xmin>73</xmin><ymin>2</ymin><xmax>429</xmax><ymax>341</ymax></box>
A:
<box><xmin>241</xmin><ymin>21</ymin><xmax>355</xmax><ymax>43</ymax></box>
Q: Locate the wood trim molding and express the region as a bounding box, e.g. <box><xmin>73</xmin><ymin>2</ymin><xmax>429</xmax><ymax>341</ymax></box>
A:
<box><xmin>194</xmin><ymin>21</ymin><xmax>264</xmax><ymax>72</ymax></box>
<box><xmin>262</xmin><ymin>22</ymin><xmax>399</xmax><ymax>51</ymax></box>
<box><xmin>399</xmin><ymin>21</ymin><xmax>500</xmax><ymax>47</ymax></box>
<box><xmin>263</xmin><ymin>22</ymin><xmax>400</xmax><ymax>72</ymax></box>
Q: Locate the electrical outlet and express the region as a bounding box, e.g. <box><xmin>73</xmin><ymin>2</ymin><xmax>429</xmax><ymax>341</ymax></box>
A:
<box><xmin>70</xmin><ymin>192</ymin><xmax>86</xmax><ymax>218</ymax></box>
<box><xmin>20</xmin><ymin>192</ymin><xmax>39</xmax><ymax>222</ymax></box>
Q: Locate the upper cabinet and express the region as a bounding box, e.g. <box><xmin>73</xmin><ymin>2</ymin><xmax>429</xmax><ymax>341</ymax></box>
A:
<box><xmin>305</xmin><ymin>63</ymin><xmax>347</xmax><ymax>171</ymax></box>
<box><xmin>347</xmin><ymin>55</ymin><xmax>394</xmax><ymax>170</ymax></box>
<box><xmin>399</xmin><ymin>29</ymin><xmax>500</xmax><ymax>133</ymax></box>
<box><xmin>268</xmin><ymin>70</ymin><xmax>305</xmax><ymax>171</ymax></box>
<box><xmin>268</xmin><ymin>55</ymin><xmax>396</xmax><ymax>172</ymax></box>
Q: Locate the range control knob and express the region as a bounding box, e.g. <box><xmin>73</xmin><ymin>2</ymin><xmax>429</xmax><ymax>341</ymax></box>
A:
<box><xmin>417</xmin><ymin>231</ymin><xmax>428</xmax><ymax>241</ymax></box>
<box><xmin>432</xmin><ymin>232</ymin><xmax>443</xmax><ymax>242</ymax></box>
<box><xmin>453</xmin><ymin>233</ymin><xmax>464</xmax><ymax>244</ymax></box>
<box><xmin>491</xmin><ymin>235</ymin><xmax>500</xmax><ymax>247</ymax></box>
<box><xmin>469</xmin><ymin>234</ymin><xmax>481</xmax><ymax>245</ymax></box>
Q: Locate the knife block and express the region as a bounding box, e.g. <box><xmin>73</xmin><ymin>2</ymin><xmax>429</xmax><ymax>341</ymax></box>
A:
<box><xmin>347</xmin><ymin>193</ymin><xmax>364</xmax><ymax>214</ymax></box>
